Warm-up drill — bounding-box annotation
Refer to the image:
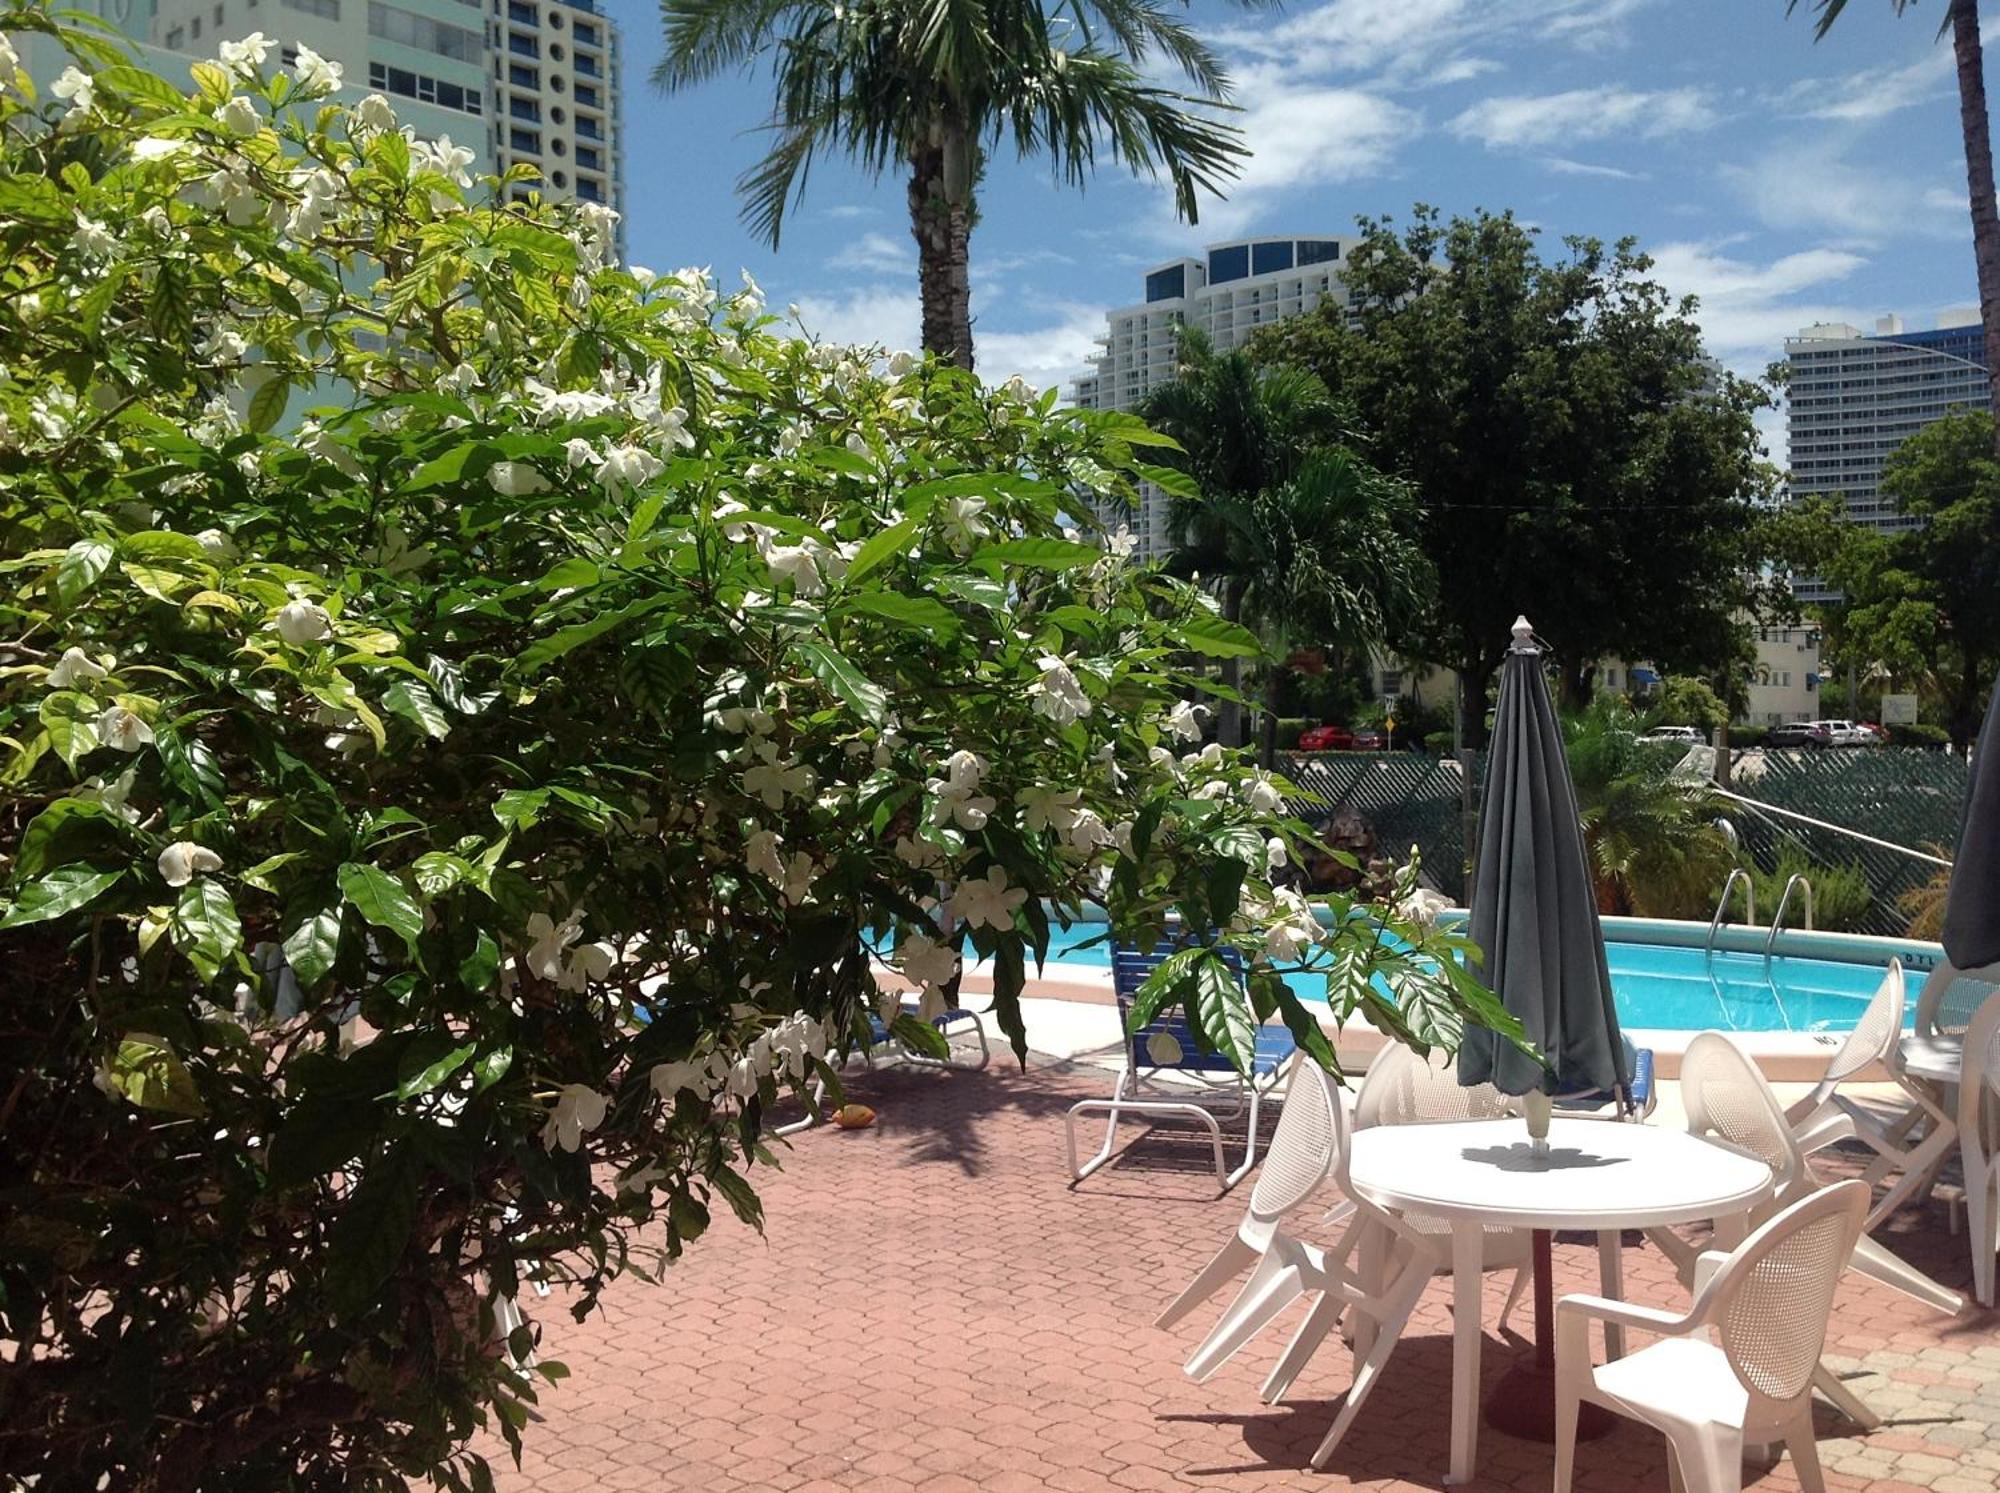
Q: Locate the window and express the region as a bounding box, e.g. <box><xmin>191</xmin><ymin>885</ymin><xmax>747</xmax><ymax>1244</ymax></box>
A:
<box><xmin>368</xmin><ymin>60</ymin><xmax>483</xmax><ymax>116</ymax></box>
<box><xmin>577</xmin><ymin>176</ymin><xmax>603</xmax><ymax>202</ymax></box>
<box><xmin>281</xmin><ymin>0</ymin><xmax>339</xmax><ymax>15</ymax></box>
<box><xmin>1251</xmin><ymin>240</ymin><xmax>1293</xmax><ymax>275</ymax></box>
<box><xmin>165</xmin><ymin>25</ymin><xmax>185</xmax><ymax>46</ymax></box>
<box><xmin>509</xmin><ymin>62</ymin><xmax>538</xmax><ymax>87</ymax></box>
<box><xmin>190</xmin><ymin>15</ymin><xmax>202</xmax><ymax>35</ymax></box>
<box><xmin>1297</xmin><ymin>239</ymin><xmax>1341</xmax><ymax>267</ymax></box>
<box><xmin>509</xmin><ymin>126</ymin><xmax>540</xmax><ymax>151</ymax></box>
<box><xmin>573</xmin><ymin>19</ymin><xmax>598</xmax><ymax>43</ymax></box>
<box><xmin>1145</xmin><ymin>265</ymin><xmax>1185</xmax><ymax>303</ymax></box>
<box><xmin>507</xmin><ymin>0</ymin><xmax>535</xmax><ymax>19</ymax></box>
<box><xmin>1207</xmin><ymin>243</ymin><xmax>1249</xmax><ymax>284</ymax></box>
<box><xmin>510</xmin><ymin>97</ymin><xmax>540</xmax><ymax>121</ymax></box>
<box><xmin>574</xmin><ymin>81</ymin><xmax>598</xmax><ymax>106</ymax></box>
<box><xmin>573</xmin><ymin>50</ymin><xmax>598</xmax><ymax>76</ymax></box>
<box><xmin>509</xmin><ymin>30</ymin><xmax>538</xmax><ymax>55</ymax></box>
<box><xmin>574</xmin><ymin>114</ymin><xmax>600</xmax><ymax>140</ymax></box>
<box><xmin>575</xmin><ymin>144</ymin><xmax>601</xmax><ymax>170</ymax></box>
<box><xmin>371</xmin><ymin>2</ymin><xmax>483</xmax><ymax>60</ymax></box>
<box><xmin>214</xmin><ymin>3</ymin><xmax>224</xmax><ymax>23</ymax></box>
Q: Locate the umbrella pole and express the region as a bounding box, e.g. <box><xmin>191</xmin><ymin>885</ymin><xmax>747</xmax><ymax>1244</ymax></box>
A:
<box><xmin>1484</xmin><ymin>1229</ymin><xmax>1618</xmax><ymax>1443</ymax></box>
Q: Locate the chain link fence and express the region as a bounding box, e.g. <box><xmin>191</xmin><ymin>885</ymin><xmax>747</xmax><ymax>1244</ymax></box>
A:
<box><xmin>1280</xmin><ymin>752</ymin><xmax>1478</xmax><ymax>902</ymax></box>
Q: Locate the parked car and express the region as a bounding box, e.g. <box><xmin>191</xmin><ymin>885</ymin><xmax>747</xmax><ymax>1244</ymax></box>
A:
<box><xmin>1640</xmin><ymin>725</ymin><xmax>1703</xmax><ymax>744</ymax></box>
<box><xmin>1351</xmin><ymin>726</ymin><xmax>1392</xmax><ymax>750</ymax></box>
<box><xmin>1804</xmin><ymin>719</ymin><xmax>1879</xmax><ymax>748</ymax></box>
<box><xmin>1296</xmin><ymin>723</ymin><xmax>1355</xmax><ymax>752</ymax></box>
<box><xmin>1767</xmin><ymin>720</ymin><xmax>1815</xmax><ymax>748</ymax></box>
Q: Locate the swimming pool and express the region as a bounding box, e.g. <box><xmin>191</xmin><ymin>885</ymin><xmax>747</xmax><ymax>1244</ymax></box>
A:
<box><xmin>1028</xmin><ymin>916</ymin><xmax>1932</xmax><ymax>1035</ymax></box>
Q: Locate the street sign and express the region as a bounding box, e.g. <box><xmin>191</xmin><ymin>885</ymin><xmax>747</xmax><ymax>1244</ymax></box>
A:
<box><xmin>1880</xmin><ymin>693</ymin><xmax>1919</xmax><ymax>725</ymax></box>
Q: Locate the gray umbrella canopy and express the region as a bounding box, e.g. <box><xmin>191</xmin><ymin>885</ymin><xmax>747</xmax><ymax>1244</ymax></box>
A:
<box><xmin>1458</xmin><ymin>618</ymin><xmax>1628</xmax><ymax>1099</ymax></box>
<box><xmin>1943</xmin><ymin>678</ymin><xmax>2000</xmax><ymax>972</ymax></box>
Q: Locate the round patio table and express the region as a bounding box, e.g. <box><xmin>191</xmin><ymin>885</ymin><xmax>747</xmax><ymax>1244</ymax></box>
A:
<box><xmin>1346</xmin><ymin>1116</ymin><xmax>1774</xmax><ymax>1486</ymax></box>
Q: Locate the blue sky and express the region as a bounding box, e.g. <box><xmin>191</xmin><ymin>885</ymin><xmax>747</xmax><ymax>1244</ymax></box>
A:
<box><xmin>606</xmin><ymin>0</ymin><xmax>1980</xmax><ymax>413</ymax></box>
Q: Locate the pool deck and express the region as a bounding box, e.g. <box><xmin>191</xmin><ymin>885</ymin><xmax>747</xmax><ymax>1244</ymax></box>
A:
<box><xmin>494</xmin><ymin>1005</ymin><xmax>1999</xmax><ymax>1493</ymax></box>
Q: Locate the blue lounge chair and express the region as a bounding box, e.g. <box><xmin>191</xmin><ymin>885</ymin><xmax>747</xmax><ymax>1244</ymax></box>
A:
<box><xmin>771</xmin><ymin>998</ymin><xmax>989</xmax><ymax>1137</ymax></box>
<box><xmin>1065</xmin><ymin>939</ymin><xmax>1300</xmax><ymax>1190</ymax></box>
<box><xmin>1552</xmin><ymin>1040</ymin><xmax>1657</xmax><ymax>1121</ymax></box>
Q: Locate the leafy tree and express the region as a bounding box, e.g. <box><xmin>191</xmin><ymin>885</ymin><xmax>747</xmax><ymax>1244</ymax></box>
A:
<box><xmin>1140</xmin><ymin>325</ymin><xmax>1431</xmax><ymax>744</ymax></box>
<box><xmin>1250</xmin><ymin>208</ymin><xmax>1776</xmax><ymax>743</ymax></box>
<box><xmin>1817</xmin><ymin>410</ymin><xmax>2000</xmax><ymax>748</ymax></box>
<box><xmin>1791</xmin><ymin>0</ymin><xmax>2000</xmax><ymax>457</ymax></box>
<box><xmin>652</xmin><ymin>0</ymin><xmax>1251</xmax><ymax>369</ymax></box>
<box><xmin>1655</xmin><ymin>676</ymin><xmax>1730</xmax><ymax>732</ymax></box>
<box><xmin>0</xmin><ymin>19</ymin><xmax>1520</xmax><ymax>1488</ymax></box>
<box><xmin>1564</xmin><ymin>701</ymin><xmax>1736</xmax><ymax>918</ymax></box>
<box><xmin>1746</xmin><ymin>845</ymin><xmax>1873</xmax><ymax>933</ymax></box>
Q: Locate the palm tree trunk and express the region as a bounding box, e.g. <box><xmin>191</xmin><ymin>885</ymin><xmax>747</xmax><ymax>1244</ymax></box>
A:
<box><xmin>1949</xmin><ymin>0</ymin><xmax>2000</xmax><ymax>456</ymax></box>
<box><xmin>1219</xmin><ymin>575</ymin><xmax>1249</xmax><ymax>747</ymax></box>
<box><xmin>907</xmin><ymin>142</ymin><xmax>974</xmax><ymax>370</ymax></box>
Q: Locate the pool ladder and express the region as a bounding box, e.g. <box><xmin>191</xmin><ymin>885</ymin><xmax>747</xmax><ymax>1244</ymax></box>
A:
<box><xmin>1763</xmin><ymin>874</ymin><xmax>1815</xmax><ymax>958</ymax></box>
<box><xmin>1704</xmin><ymin>870</ymin><xmax>1757</xmax><ymax>956</ymax></box>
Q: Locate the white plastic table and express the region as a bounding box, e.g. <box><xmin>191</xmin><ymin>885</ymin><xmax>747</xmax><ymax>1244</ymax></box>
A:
<box><xmin>1902</xmin><ymin>1033</ymin><xmax>1963</xmax><ymax>1085</ymax></box>
<box><xmin>1346</xmin><ymin>1116</ymin><xmax>1774</xmax><ymax>1485</ymax></box>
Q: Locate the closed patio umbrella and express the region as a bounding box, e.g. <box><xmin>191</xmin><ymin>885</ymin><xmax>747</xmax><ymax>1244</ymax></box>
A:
<box><xmin>1943</xmin><ymin>678</ymin><xmax>2000</xmax><ymax>972</ymax></box>
<box><xmin>1458</xmin><ymin>615</ymin><xmax>1628</xmax><ymax>1444</ymax></box>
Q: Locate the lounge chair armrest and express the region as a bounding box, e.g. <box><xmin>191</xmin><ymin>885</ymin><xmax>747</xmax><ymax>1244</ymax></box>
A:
<box><xmin>1554</xmin><ymin>1292</ymin><xmax>1691</xmax><ymax>1335</ymax></box>
<box><xmin>1794</xmin><ymin>1106</ymin><xmax>1857</xmax><ymax>1157</ymax></box>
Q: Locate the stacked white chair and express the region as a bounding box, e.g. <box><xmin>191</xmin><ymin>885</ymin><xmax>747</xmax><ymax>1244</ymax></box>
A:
<box><xmin>1555</xmin><ymin>1180</ymin><xmax>1871</xmax><ymax>1493</ymax></box>
<box><xmin>1784</xmin><ymin>960</ymin><xmax>1905</xmax><ymax>1164</ymax></box>
<box><xmin>1350</xmin><ymin>1042</ymin><xmax>1532</xmax><ymax>1330</ymax></box>
<box><xmin>1956</xmin><ymin>994</ymin><xmax>2000</xmax><ymax>1306</ymax></box>
<box><xmin>1861</xmin><ymin>960</ymin><xmax>2000</xmax><ymax>1221</ymax></box>
<box><xmin>1158</xmin><ymin>1057</ymin><xmax>1445</xmax><ymax>1469</ymax></box>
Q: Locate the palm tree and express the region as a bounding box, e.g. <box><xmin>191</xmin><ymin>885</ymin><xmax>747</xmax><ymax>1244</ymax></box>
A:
<box><xmin>1140</xmin><ymin>326</ymin><xmax>1431</xmax><ymax>745</ymax></box>
<box><xmin>655</xmin><ymin>0</ymin><xmax>1254</xmax><ymax>370</ymax></box>
<box><xmin>1791</xmin><ymin>1</ymin><xmax>2000</xmax><ymax>455</ymax></box>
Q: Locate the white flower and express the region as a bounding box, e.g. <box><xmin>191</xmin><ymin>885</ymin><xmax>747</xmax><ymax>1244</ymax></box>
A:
<box><xmin>440</xmin><ymin>361</ymin><xmax>480</xmax><ymax>396</ymax></box>
<box><xmin>596</xmin><ymin>445</ymin><xmax>664</xmax><ymax>490</ymax></box>
<box><xmin>1018</xmin><ymin>785</ymin><xmax>1082</xmax><ymax>833</ymax></box>
<box><xmin>562</xmin><ymin>437</ymin><xmax>597</xmax><ymax>470</ymax></box>
<box><xmin>764</xmin><ymin>542</ymin><xmax>824</xmax><ymax>597</ymax></box>
<box><xmin>218</xmin><ymin>31</ymin><xmax>271</xmax><ymax>76</ymax></box>
<box><xmin>524</xmin><ymin>911</ymin><xmax>582</xmax><ymax>981</ymax></box>
<box><xmin>292</xmin><ymin>45</ymin><xmax>343</xmax><ymax>96</ymax></box>
<box><xmin>745</xmin><ymin>828</ymin><xmax>785</xmax><ymax>884</ymax></box>
<box><xmin>274</xmin><ymin>599</ymin><xmax>332</xmax><ymax>645</ymax></box>
<box><xmin>741</xmin><ymin>742</ymin><xmax>813</xmax><ymax>808</ymax></box>
<box><xmin>887</xmin><ymin>349</ymin><xmax>916</xmax><ymax>377</ymax></box>
<box><xmin>944</xmin><ymin>749</ymin><xmax>986</xmax><ymax>789</ymax></box>
<box><xmin>1065</xmin><ymin>808</ymin><xmax>1114</xmax><ymax>857</ymax></box>
<box><xmin>1166</xmin><ymin>700</ymin><xmax>1206</xmax><ymax>743</ymax></box>
<box><xmin>539</xmin><ymin>1083</ymin><xmax>609</xmax><ymax>1152</ymax></box>
<box><xmin>1001</xmin><ymin>374</ymin><xmax>1034</xmax><ymax>403</ymax></box>
<box><xmin>157</xmin><ymin>841</ymin><xmax>223</xmax><ymax>888</ymax></box>
<box><xmin>928</xmin><ymin>776</ymin><xmax>996</xmax><ymax>832</ymax></box>
<box><xmin>79</xmin><ymin>766</ymin><xmax>140</xmax><ymax>823</ymax></box>
<box><xmin>1397</xmin><ymin>887</ymin><xmax>1451</xmax><ymax>930</ymax></box>
<box><xmin>131</xmin><ymin>136</ymin><xmax>187</xmax><ymax>162</ymax></box>
<box><xmin>1267</xmin><ymin>837</ymin><xmax>1290</xmax><ymax>871</ymax></box>
<box><xmin>97</xmin><ymin>707</ymin><xmax>153</xmax><ymax>753</ymax></box>
<box><xmin>1107</xmin><ymin>525</ymin><xmax>1138</xmax><ymax>559</ymax></box>
<box><xmin>940</xmin><ymin>495</ymin><xmax>988</xmax><ymax>550</ymax></box>
<box><xmin>215</xmin><ymin>95</ymin><xmax>260</xmax><ymax>136</ymax></box>
<box><xmin>898</xmin><ymin>932</ymin><xmax>959</xmax><ymax>992</ymax></box>
<box><xmin>557</xmin><ymin>940</ymin><xmax>617</xmax><ymax>993</ymax></box>
<box><xmin>776</xmin><ymin>851</ymin><xmax>817</xmax><ymax>903</ymax></box>
<box><xmin>71</xmin><ymin>217</ymin><xmax>116</xmax><ymax>259</ymax></box>
<box><xmin>1261</xmin><ymin>888</ymin><xmax>1323</xmax><ymax>962</ymax></box>
<box><xmin>419</xmin><ymin>134</ymin><xmax>475</xmax><ymax>187</ymax></box>
<box><xmin>947</xmin><ymin>865</ymin><xmax>1028</xmax><ymax>932</ymax></box>
<box><xmin>716</xmin><ymin>704</ymin><xmax>775</xmax><ymax>735</ymax></box>
<box><xmin>1027</xmin><ymin>655</ymin><xmax>1092</xmax><ymax>727</ymax></box>
<box><xmin>1244</xmin><ymin>770</ymin><xmax>1285</xmax><ymax>815</ymax></box>
<box><xmin>655</xmin><ymin>405</ymin><xmax>696</xmax><ymax>450</ymax></box>
<box><xmin>485</xmin><ymin>461</ymin><xmax>548</xmax><ymax>497</ymax></box>
<box><xmin>893</xmin><ymin>835</ymin><xmax>945</xmax><ymax>871</ymax></box>
<box><xmin>46</xmin><ymin>646</ymin><xmax>109</xmax><ymax>690</ymax></box>
<box><xmin>50</xmin><ymin>67</ymin><xmax>93</xmax><ymax>116</ymax></box>
<box><xmin>351</xmin><ymin>92</ymin><xmax>396</xmax><ymax>136</ymax></box>
<box><xmin>650</xmin><ymin>1059</ymin><xmax>713</xmax><ymax>1103</ymax></box>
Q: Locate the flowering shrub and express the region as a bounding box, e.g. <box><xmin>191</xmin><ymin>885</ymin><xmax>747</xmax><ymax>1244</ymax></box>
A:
<box><xmin>0</xmin><ymin>16</ymin><xmax>1518</xmax><ymax>1490</ymax></box>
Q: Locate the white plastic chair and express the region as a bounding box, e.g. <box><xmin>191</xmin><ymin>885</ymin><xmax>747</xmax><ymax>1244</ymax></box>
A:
<box><xmin>1860</xmin><ymin>961</ymin><xmax>2000</xmax><ymax>1221</ymax></box>
<box><xmin>1956</xmin><ymin>994</ymin><xmax>2000</xmax><ymax>1306</ymax></box>
<box><xmin>1168</xmin><ymin>1059</ymin><xmax>1446</xmax><ymax>1469</ymax></box>
<box><xmin>1555</xmin><ymin>1179</ymin><xmax>1871</xmax><ymax>1493</ymax></box>
<box><xmin>1350</xmin><ymin>1042</ymin><xmax>1532</xmax><ymax>1330</ymax></box>
<box><xmin>1785</xmin><ymin>959</ymin><xmax>1905</xmax><ymax>1161</ymax></box>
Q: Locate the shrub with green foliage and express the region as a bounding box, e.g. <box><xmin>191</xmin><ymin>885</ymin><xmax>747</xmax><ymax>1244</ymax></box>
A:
<box><xmin>0</xmin><ymin>20</ymin><xmax>1519</xmax><ymax>1490</ymax></box>
<box><xmin>1887</xmin><ymin>722</ymin><xmax>1951</xmax><ymax>750</ymax></box>
<box><xmin>1745</xmin><ymin>847</ymin><xmax>1872</xmax><ymax>934</ymax></box>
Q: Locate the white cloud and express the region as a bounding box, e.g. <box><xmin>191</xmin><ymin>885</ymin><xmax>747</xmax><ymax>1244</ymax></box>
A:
<box><xmin>785</xmin><ymin>284</ymin><xmax>1106</xmax><ymax>394</ymax></box>
<box><xmin>1541</xmin><ymin>0</ymin><xmax>1658</xmax><ymax>51</ymax></box>
<box><xmin>828</xmin><ymin>231</ymin><xmax>909</xmax><ymax>274</ymax></box>
<box><xmin>1450</xmin><ymin>86</ymin><xmax>1718</xmax><ymax>150</ymax></box>
<box><xmin>1769</xmin><ymin>49</ymin><xmax>1953</xmax><ymax>123</ymax></box>
<box><xmin>789</xmin><ymin>286</ymin><xmax>919</xmax><ymax>352</ymax></box>
<box><xmin>822</xmin><ymin>204</ymin><xmax>876</xmax><ymax>221</ymax></box>
<box><xmin>1542</xmin><ymin>156</ymin><xmax>1646</xmax><ymax>181</ymax></box>
<box><xmin>1644</xmin><ymin>239</ymin><xmax>1870</xmax><ymax>371</ymax></box>
<box><xmin>1218</xmin><ymin>0</ymin><xmax>1469</xmax><ymax>78</ymax></box>
<box><xmin>1721</xmin><ymin>140</ymin><xmax>1965</xmax><ymax>240</ymax></box>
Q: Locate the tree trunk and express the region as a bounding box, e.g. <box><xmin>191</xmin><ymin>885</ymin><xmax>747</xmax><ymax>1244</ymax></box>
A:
<box><xmin>1559</xmin><ymin>659</ymin><xmax>1596</xmax><ymax>711</ymax></box>
<box><xmin>1455</xmin><ymin>654</ymin><xmax>1489</xmax><ymax>750</ymax></box>
<box><xmin>1214</xmin><ymin>576</ymin><xmax>1251</xmax><ymax>747</ymax></box>
<box><xmin>907</xmin><ymin>138</ymin><xmax>974</xmax><ymax>370</ymax></box>
<box><xmin>1950</xmin><ymin>0</ymin><xmax>2000</xmax><ymax>457</ymax></box>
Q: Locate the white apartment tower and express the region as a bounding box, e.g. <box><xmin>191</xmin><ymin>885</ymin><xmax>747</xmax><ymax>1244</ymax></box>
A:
<box><xmin>489</xmin><ymin>0</ymin><xmax>625</xmax><ymax>251</ymax></box>
<box><xmin>1784</xmin><ymin>310</ymin><xmax>1991</xmax><ymax>602</ymax></box>
<box><xmin>1072</xmin><ymin>235</ymin><xmax>1359</xmax><ymax>557</ymax></box>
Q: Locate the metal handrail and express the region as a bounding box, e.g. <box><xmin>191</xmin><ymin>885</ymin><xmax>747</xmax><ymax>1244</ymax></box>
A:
<box><xmin>1764</xmin><ymin>874</ymin><xmax>1816</xmax><ymax>958</ymax></box>
<box><xmin>1705</xmin><ymin>869</ymin><xmax>1757</xmax><ymax>955</ymax></box>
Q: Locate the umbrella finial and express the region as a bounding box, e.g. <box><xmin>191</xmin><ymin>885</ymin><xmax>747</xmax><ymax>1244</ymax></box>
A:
<box><xmin>1510</xmin><ymin>615</ymin><xmax>1536</xmax><ymax>653</ymax></box>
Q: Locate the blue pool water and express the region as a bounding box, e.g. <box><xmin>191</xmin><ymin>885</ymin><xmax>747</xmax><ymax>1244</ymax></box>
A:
<box><xmin>1034</xmin><ymin>926</ymin><xmax>1903</xmax><ymax>1034</ymax></box>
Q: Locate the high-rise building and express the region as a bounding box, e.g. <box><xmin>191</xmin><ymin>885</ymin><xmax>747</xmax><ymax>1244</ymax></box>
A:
<box><xmin>1784</xmin><ymin>311</ymin><xmax>1990</xmax><ymax>602</ymax></box>
<box><xmin>48</xmin><ymin>0</ymin><xmax>624</xmax><ymax>254</ymax></box>
<box><xmin>1071</xmin><ymin>235</ymin><xmax>1358</xmax><ymax>558</ymax></box>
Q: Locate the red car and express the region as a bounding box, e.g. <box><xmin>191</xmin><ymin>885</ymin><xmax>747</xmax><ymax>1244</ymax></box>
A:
<box><xmin>1296</xmin><ymin>723</ymin><xmax>1355</xmax><ymax>752</ymax></box>
<box><xmin>1351</xmin><ymin>726</ymin><xmax>1391</xmax><ymax>750</ymax></box>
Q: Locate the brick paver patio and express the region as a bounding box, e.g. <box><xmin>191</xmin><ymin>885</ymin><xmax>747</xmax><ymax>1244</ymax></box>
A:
<box><xmin>497</xmin><ymin>1057</ymin><xmax>2000</xmax><ymax>1493</ymax></box>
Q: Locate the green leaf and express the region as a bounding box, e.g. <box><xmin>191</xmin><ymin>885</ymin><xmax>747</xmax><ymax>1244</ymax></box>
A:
<box><xmin>841</xmin><ymin>593</ymin><xmax>960</xmax><ymax>637</ymax></box>
<box><xmin>460</xmin><ymin>931</ymin><xmax>503</xmax><ymax>993</ymax></box>
<box><xmin>978</xmin><ymin>537</ymin><xmax>1101</xmax><ymax>570</ymax></box>
<box><xmin>1178</xmin><ymin>612</ymin><xmax>1265</xmax><ymax>659</ymax></box>
<box><xmin>240</xmin><ymin>852</ymin><xmax>305</xmax><ymax>894</ymax></box>
<box><xmin>381</xmin><ymin>679</ymin><xmax>451</xmax><ymax>741</ymax></box>
<box><xmin>410</xmin><ymin>851</ymin><xmax>475</xmax><ymax>897</ymax></box>
<box><xmin>1134</xmin><ymin>462</ymin><xmax>1202</xmax><ymax>501</ymax></box>
<box><xmin>246</xmin><ymin>373</ymin><xmax>290</xmax><ymax>434</ymax></box>
<box><xmin>172</xmin><ymin>878</ymin><xmax>243</xmax><ymax>983</ymax></box>
<box><xmin>337</xmin><ymin>862</ymin><xmax>424</xmax><ymax>951</ymax></box>
<box><xmin>888</xmin><ymin>1011</ymin><xmax>952</xmax><ymax>1061</ymax></box>
<box><xmin>667</xmin><ymin>1189</ymin><xmax>710</xmax><ymax>1243</ymax></box>
<box><xmin>55</xmin><ymin>540</ymin><xmax>113</xmax><ymax>609</ymax></box>
<box><xmin>492</xmin><ymin>789</ymin><xmax>549</xmax><ymax>830</ymax></box>
<box><xmin>470</xmin><ymin>1042</ymin><xmax>512</xmax><ymax>1091</ymax></box>
<box><xmin>618</xmin><ymin>645</ymin><xmax>693</xmax><ymax>718</ymax></box>
<box><xmin>0</xmin><ymin>866</ymin><xmax>123</xmax><ymax>930</ymax></box>
<box><xmin>1127</xmin><ymin>947</ymin><xmax>1203</xmax><ymax>1032</ymax></box>
<box><xmin>710</xmin><ymin>1166</ymin><xmax>764</xmax><ymax>1231</ymax></box>
<box><xmin>790</xmin><ymin>641</ymin><xmax>887</xmax><ymax>725</ymax></box>
<box><xmin>326</xmin><ymin>1145</ymin><xmax>420</xmax><ymax>1313</ymax></box>
<box><xmin>97</xmin><ymin>64</ymin><xmax>190</xmax><ymax>113</ymax></box>
<box><xmin>403</xmin><ymin>440</ymin><xmax>498</xmax><ymax>493</ymax></box>
<box><xmin>841</xmin><ymin>516</ymin><xmax>919</xmax><ymax>586</ymax></box>
<box><xmin>1189</xmin><ymin>950</ymin><xmax>1255</xmax><ymax>1074</ymax></box>
<box><xmin>104</xmin><ymin>1034</ymin><xmax>204</xmax><ymax>1116</ymax></box>
<box><xmin>38</xmin><ymin>691</ymin><xmax>101</xmax><ymax>772</ymax></box>
<box><xmin>16</xmin><ymin>799</ymin><xmax>121</xmax><ymax>880</ymax></box>
<box><xmin>514</xmin><ymin>596</ymin><xmax>670</xmax><ymax>675</ymax></box>
<box><xmin>283</xmin><ymin>903</ymin><xmax>344</xmax><ymax>987</ymax></box>
<box><xmin>395</xmin><ymin>1037</ymin><xmax>477</xmax><ymax>1099</ymax></box>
